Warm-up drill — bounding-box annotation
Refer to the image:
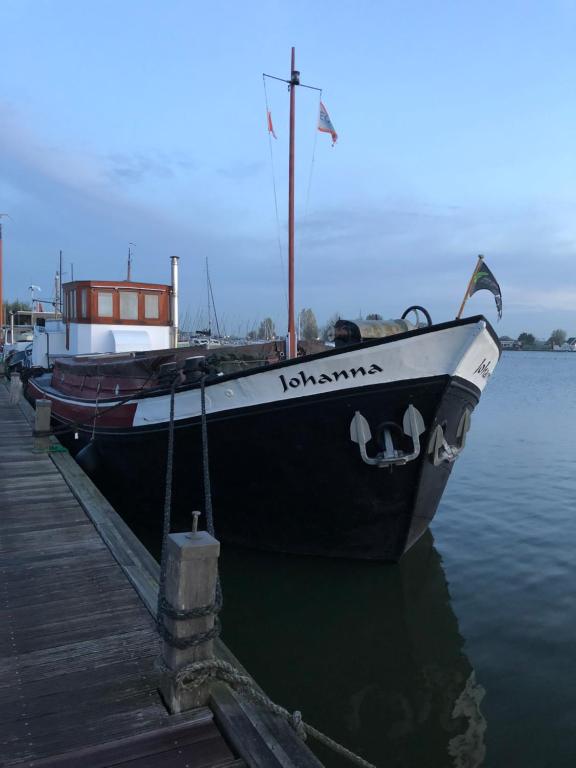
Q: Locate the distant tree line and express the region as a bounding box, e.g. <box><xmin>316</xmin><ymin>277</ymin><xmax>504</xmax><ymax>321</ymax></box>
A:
<box><xmin>2</xmin><ymin>300</ymin><xmax>31</xmax><ymax>315</ymax></box>
<box><xmin>513</xmin><ymin>330</ymin><xmax>571</xmax><ymax>349</ymax></box>
<box><xmin>249</xmin><ymin>309</ymin><xmax>388</xmax><ymax>342</ymax></box>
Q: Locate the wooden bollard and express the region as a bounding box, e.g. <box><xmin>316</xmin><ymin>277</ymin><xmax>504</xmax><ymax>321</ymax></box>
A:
<box><xmin>159</xmin><ymin>530</ymin><xmax>220</xmax><ymax>713</ymax></box>
<box><xmin>34</xmin><ymin>399</ymin><xmax>52</xmax><ymax>452</ymax></box>
<box><xmin>9</xmin><ymin>372</ymin><xmax>22</xmax><ymax>405</ymax></box>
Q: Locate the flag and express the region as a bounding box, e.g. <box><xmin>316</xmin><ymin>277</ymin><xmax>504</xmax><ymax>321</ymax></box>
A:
<box><xmin>318</xmin><ymin>101</ymin><xmax>338</xmax><ymax>145</ymax></box>
<box><xmin>469</xmin><ymin>259</ymin><xmax>502</xmax><ymax>319</ymax></box>
<box><xmin>267</xmin><ymin>110</ymin><xmax>277</xmax><ymax>139</ymax></box>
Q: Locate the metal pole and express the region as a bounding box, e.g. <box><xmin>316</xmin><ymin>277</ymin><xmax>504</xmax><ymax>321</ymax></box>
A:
<box><xmin>127</xmin><ymin>242</ymin><xmax>135</xmax><ymax>282</ymax></box>
<box><xmin>0</xmin><ymin>220</ymin><xmax>3</xmax><ymax>343</ymax></box>
<box><xmin>171</xmin><ymin>256</ymin><xmax>180</xmax><ymax>348</ymax></box>
<box><xmin>206</xmin><ymin>257</ymin><xmax>211</xmax><ymax>335</ymax></box>
<box><xmin>456</xmin><ymin>255</ymin><xmax>484</xmax><ymax>319</ymax></box>
<box><xmin>287</xmin><ymin>47</ymin><xmax>298</xmax><ymax>359</ymax></box>
<box><xmin>59</xmin><ymin>250</ymin><xmax>63</xmax><ymax>315</ymax></box>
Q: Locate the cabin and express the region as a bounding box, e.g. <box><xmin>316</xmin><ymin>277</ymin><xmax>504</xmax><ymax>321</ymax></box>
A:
<box><xmin>31</xmin><ymin>274</ymin><xmax>177</xmax><ymax>369</ymax></box>
<box><xmin>2</xmin><ymin>309</ymin><xmax>59</xmax><ymax>351</ymax></box>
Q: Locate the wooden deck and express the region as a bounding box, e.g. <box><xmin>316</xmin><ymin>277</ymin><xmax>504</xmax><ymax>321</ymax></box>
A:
<box><xmin>0</xmin><ymin>384</ymin><xmax>241</xmax><ymax>767</ymax></box>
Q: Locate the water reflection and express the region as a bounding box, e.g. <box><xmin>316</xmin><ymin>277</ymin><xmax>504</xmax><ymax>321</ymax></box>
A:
<box><xmin>219</xmin><ymin>531</ymin><xmax>486</xmax><ymax>768</ymax></box>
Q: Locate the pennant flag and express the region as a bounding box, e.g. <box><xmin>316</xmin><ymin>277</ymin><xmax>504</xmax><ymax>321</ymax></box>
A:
<box><xmin>469</xmin><ymin>259</ymin><xmax>502</xmax><ymax>319</ymax></box>
<box><xmin>318</xmin><ymin>101</ymin><xmax>338</xmax><ymax>145</ymax></box>
<box><xmin>267</xmin><ymin>110</ymin><xmax>277</xmax><ymax>139</ymax></box>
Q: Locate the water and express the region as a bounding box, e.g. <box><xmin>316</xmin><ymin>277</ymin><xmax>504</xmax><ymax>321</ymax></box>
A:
<box><xmin>216</xmin><ymin>352</ymin><xmax>576</xmax><ymax>767</ymax></box>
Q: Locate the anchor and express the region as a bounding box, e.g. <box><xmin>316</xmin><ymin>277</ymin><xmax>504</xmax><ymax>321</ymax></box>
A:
<box><xmin>428</xmin><ymin>408</ymin><xmax>472</xmax><ymax>466</ymax></box>
<box><xmin>350</xmin><ymin>404</ymin><xmax>425</xmax><ymax>468</ymax></box>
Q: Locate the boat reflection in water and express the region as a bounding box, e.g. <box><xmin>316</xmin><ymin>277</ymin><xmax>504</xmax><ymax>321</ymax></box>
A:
<box><xmin>218</xmin><ymin>530</ymin><xmax>486</xmax><ymax>768</ymax></box>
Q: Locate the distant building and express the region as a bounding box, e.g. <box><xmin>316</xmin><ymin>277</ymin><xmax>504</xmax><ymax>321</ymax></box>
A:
<box><xmin>555</xmin><ymin>337</ymin><xmax>576</xmax><ymax>352</ymax></box>
<box><xmin>499</xmin><ymin>336</ymin><xmax>522</xmax><ymax>350</ymax></box>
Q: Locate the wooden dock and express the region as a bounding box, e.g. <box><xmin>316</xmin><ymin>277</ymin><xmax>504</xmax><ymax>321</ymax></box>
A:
<box><xmin>0</xmin><ymin>383</ymin><xmax>322</xmax><ymax>768</ymax></box>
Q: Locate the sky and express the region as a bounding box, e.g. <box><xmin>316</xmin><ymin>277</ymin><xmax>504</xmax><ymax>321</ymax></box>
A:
<box><xmin>3</xmin><ymin>0</ymin><xmax>576</xmax><ymax>338</ymax></box>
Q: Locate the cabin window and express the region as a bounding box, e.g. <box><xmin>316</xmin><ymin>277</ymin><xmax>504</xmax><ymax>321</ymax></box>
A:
<box><xmin>70</xmin><ymin>290</ymin><xmax>76</xmax><ymax>319</ymax></box>
<box><xmin>98</xmin><ymin>291</ymin><xmax>114</xmax><ymax>317</ymax></box>
<box><xmin>119</xmin><ymin>291</ymin><xmax>138</xmax><ymax>320</ymax></box>
<box><xmin>81</xmin><ymin>289</ymin><xmax>88</xmax><ymax>319</ymax></box>
<box><xmin>144</xmin><ymin>293</ymin><xmax>159</xmax><ymax>319</ymax></box>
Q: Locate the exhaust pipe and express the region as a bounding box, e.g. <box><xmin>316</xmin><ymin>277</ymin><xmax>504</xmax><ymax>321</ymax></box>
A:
<box><xmin>170</xmin><ymin>255</ymin><xmax>179</xmax><ymax>348</ymax></box>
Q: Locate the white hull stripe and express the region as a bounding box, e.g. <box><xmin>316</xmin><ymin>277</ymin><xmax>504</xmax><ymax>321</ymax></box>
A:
<box><xmin>131</xmin><ymin>320</ymin><xmax>498</xmax><ymax>427</ymax></box>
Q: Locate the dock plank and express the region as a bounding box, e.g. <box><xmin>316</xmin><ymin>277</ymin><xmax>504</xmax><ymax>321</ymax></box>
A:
<box><xmin>0</xmin><ymin>386</ymin><xmax>237</xmax><ymax>768</ymax></box>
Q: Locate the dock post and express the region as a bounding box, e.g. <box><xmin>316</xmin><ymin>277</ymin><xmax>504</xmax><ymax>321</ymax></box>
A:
<box><xmin>9</xmin><ymin>372</ymin><xmax>22</xmax><ymax>405</ymax></box>
<box><xmin>33</xmin><ymin>399</ymin><xmax>52</xmax><ymax>452</ymax></box>
<box><xmin>159</xmin><ymin>530</ymin><xmax>220</xmax><ymax>713</ymax></box>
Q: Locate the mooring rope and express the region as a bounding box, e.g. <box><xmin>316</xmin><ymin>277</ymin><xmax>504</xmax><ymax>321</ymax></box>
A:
<box><xmin>156</xmin><ymin>370</ymin><xmax>223</xmax><ymax>648</ymax></box>
<box><xmin>31</xmin><ymin>369</ymin><xmax>158</xmax><ymax>438</ymax></box>
<box><xmin>154</xmin><ymin>371</ymin><xmax>377</xmax><ymax>768</ymax></box>
<box><xmin>200</xmin><ymin>373</ymin><xmax>215</xmax><ymax>538</ymax></box>
<box><xmin>173</xmin><ymin>659</ymin><xmax>378</xmax><ymax>768</ymax></box>
<box><xmin>156</xmin><ymin>376</ymin><xmax>179</xmax><ymax>621</ymax></box>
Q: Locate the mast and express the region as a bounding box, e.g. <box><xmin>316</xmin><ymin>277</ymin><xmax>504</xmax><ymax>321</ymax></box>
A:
<box><xmin>0</xmin><ymin>214</ymin><xmax>10</xmax><ymax>342</ymax></box>
<box><xmin>287</xmin><ymin>47</ymin><xmax>299</xmax><ymax>359</ymax></box>
<box><xmin>205</xmin><ymin>257</ymin><xmax>211</xmax><ymax>335</ymax></box>
<box><xmin>127</xmin><ymin>242</ymin><xmax>134</xmax><ymax>282</ymax></box>
<box><xmin>0</xmin><ymin>218</ymin><xmax>3</xmax><ymax>343</ymax></box>
<box><xmin>264</xmin><ymin>51</ymin><xmax>321</xmax><ymax>358</ymax></box>
<box><xmin>59</xmin><ymin>249</ymin><xmax>63</xmax><ymax>315</ymax></box>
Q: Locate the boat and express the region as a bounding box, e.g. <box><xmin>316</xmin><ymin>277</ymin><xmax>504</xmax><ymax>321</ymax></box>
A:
<box><xmin>25</xmin><ymin>50</ymin><xmax>501</xmax><ymax>561</ymax></box>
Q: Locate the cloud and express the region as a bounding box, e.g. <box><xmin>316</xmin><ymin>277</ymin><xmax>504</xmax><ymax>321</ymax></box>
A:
<box><xmin>507</xmin><ymin>288</ymin><xmax>576</xmax><ymax>312</ymax></box>
<box><xmin>107</xmin><ymin>151</ymin><xmax>197</xmax><ymax>183</ymax></box>
<box><xmin>217</xmin><ymin>161</ymin><xmax>264</xmax><ymax>180</ymax></box>
<box><xmin>3</xmin><ymin>101</ymin><xmax>576</xmax><ymax>338</ymax></box>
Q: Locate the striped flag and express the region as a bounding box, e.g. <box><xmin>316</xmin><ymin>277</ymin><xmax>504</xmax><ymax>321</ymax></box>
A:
<box><xmin>318</xmin><ymin>101</ymin><xmax>338</xmax><ymax>145</ymax></box>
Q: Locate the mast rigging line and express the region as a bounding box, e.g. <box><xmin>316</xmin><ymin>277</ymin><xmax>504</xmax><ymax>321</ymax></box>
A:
<box><xmin>262</xmin><ymin>71</ymin><xmax>323</xmax><ymax>322</ymax></box>
<box><xmin>303</xmin><ymin>88</ymin><xmax>322</xmax><ymax>224</ymax></box>
<box><xmin>206</xmin><ymin>259</ymin><xmax>221</xmax><ymax>339</ymax></box>
<box><xmin>262</xmin><ymin>73</ymin><xmax>288</xmax><ymax>313</ymax></box>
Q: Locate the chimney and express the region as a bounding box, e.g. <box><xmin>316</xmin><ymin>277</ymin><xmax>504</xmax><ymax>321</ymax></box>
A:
<box><xmin>170</xmin><ymin>256</ymin><xmax>179</xmax><ymax>348</ymax></box>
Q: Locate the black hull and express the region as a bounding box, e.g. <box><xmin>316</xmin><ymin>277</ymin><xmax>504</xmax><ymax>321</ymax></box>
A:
<box><xmin>58</xmin><ymin>374</ymin><xmax>479</xmax><ymax>561</ymax></box>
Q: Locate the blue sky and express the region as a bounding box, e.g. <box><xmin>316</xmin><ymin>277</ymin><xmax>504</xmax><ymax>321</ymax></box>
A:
<box><xmin>3</xmin><ymin>0</ymin><xmax>576</xmax><ymax>337</ymax></box>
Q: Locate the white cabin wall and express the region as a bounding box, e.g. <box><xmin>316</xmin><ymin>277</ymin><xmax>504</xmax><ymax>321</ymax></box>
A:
<box><xmin>32</xmin><ymin>322</ymin><xmax>67</xmax><ymax>368</ymax></box>
<box><xmin>32</xmin><ymin>321</ymin><xmax>170</xmax><ymax>368</ymax></box>
<box><xmin>71</xmin><ymin>323</ymin><xmax>170</xmax><ymax>354</ymax></box>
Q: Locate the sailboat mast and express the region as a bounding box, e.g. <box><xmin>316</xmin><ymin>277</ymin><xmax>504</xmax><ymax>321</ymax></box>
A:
<box><xmin>127</xmin><ymin>242</ymin><xmax>135</xmax><ymax>282</ymax></box>
<box><xmin>0</xmin><ymin>219</ymin><xmax>3</xmax><ymax>343</ymax></box>
<box><xmin>59</xmin><ymin>249</ymin><xmax>63</xmax><ymax>315</ymax></box>
<box><xmin>206</xmin><ymin>257</ymin><xmax>211</xmax><ymax>335</ymax></box>
<box><xmin>287</xmin><ymin>47</ymin><xmax>299</xmax><ymax>359</ymax></box>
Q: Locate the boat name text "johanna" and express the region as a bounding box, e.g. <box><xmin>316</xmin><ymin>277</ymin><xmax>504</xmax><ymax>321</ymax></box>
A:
<box><xmin>474</xmin><ymin>358</ymin><xmax>492</xmax><ymax>379</ymax></box>
<box><xmin>279</xmin><ymin>363</ymin><xmax>384</xmax><ymax>392</ymax></box>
